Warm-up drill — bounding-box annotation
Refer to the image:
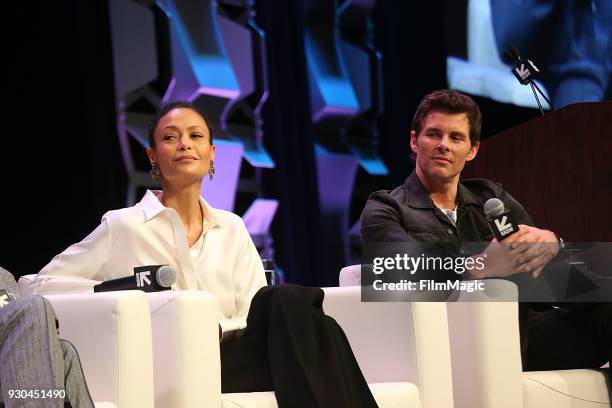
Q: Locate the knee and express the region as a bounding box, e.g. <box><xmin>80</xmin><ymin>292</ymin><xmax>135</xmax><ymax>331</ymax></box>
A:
<box><xmin>4</xmin><ymin>296</ymin><xmax>57</xmax><ymax>330</ymax></box>
<box><xmin>264</xmin><ymin>284</ymin><xmax>324</xmax><ymax>309</ymax></box>
<box><xmin>594</xmin><ymin>303</ymin><xmax>612</xmax><ymax>333</ymax></box>
<box><xmin>59</xmin><ymin>340</ymin><xmax>80</xmax><ymax>367</ymax></box>
<box><xmin>253</xmin><ymin>284</ymin><xmax>290</xmax><ymax>304</ymax></box>
<box><xmin>264</xmin><ymin>284</ymin><xmax>291</xmax><ymax>298</ymax></box>
<box><xmin>266</xmin><ymin>284</ymin><xmax>319</xmax><ymax>298</ymax></box>
<box><xmin>23</xmin><ymin>295</ymin><xmax>56</xmax><ymax>320</ymax></box>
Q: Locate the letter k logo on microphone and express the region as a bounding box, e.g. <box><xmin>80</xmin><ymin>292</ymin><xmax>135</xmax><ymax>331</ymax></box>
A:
<box><xmin>515</xmin><ymin>64</ymin><xmax>529</xmax><ymax>80</ymax></box>
<box><xmin>136</xmin><ymin>271</ymin><xmax>152</xmax><ymax>287</ymax></box>
<box><xmin>494</xmin><ymin>216</ymin><xmax>513</xmax><ymax>235</ymax></box>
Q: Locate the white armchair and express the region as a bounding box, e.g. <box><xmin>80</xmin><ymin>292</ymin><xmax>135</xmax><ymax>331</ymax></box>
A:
<box><xmin>339</xmin><ymin>265</ymin><xmax>611</xmax><ymax>408</ymax></box>
<box><xmin>18</xmin><ymin>275</ymin><xmax>155</xmax><ymax>408</ymax></box>
<box><xmin>142</xmin><ymin>286</ymin><xmax>447</xmax><ymax>408</ymax></box>
<box><xmin>18</xmin><ymin>275</ymin><xmax>153</xmax><ymax>408</ymax></box>
<box><xmin>322</xmin><ymin>286</ymin><xmax>454</xmax><ymax>408</ymax></box>
<box><xmin>146</xmin><ymin>290</ymin><xmax>221</xmax><ymax>408</ymax></box>
<box><xmin>446</xmin><ymin>279</ymin><xmax>610</xmax><ymax>408</ymax></box>
<box><xmin>20</xmin><ymin>270</ymin><xmax>454</xmax><ymax>408</ymax></box>
<box><xmin>20</xmin><ymin>273</ymin><xmax>223</xmax><ymax>408</ymax></box>
<box><xmin>337</xmin><ymin>267</ymin><xmax>456</xmax><ymax>408</ymax></box>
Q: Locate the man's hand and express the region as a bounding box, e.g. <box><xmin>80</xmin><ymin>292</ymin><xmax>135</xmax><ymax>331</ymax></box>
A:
<box><xmin>467</xmin><ymin>225</ymin><xmax>560</xmax><ymax>279</ymax></box>
<box><xmin>466</xmin><ymin>238</ymin><xmax>522</xmax><ymax>279</ymax></box>
<box><xmin>505</xmin><ymin>225</ymin><xmax>560</xmax><ymax>278</ymax></box>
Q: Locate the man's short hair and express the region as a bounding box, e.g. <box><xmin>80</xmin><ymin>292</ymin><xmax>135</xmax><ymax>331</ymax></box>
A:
<box><xmin>411</xmin><ymin>89</ymin><xmax>482</xmax><ymax>146</ymax></box>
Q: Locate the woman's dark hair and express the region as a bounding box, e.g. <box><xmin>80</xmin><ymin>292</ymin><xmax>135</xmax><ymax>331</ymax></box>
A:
<box><xmin>411</xmin><ymin>89</ymin><xmax>482</xmax><ymax>146</ymax></box>
<box><xmin>148</xmin><ymin>101</ymin><xmax>214</xmax><ymax>147</ymax></box>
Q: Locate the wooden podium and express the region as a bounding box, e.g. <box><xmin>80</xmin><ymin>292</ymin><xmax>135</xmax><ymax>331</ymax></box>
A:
<box><xmin>462</xmin><ymin>102</ymin><xmax>612</xmax><ymax>241</ymax></box>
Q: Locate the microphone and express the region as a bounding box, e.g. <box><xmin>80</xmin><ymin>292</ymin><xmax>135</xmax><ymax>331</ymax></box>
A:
<box><xmin>94</xmin><ymin>265</ymin><xmax>176</xmax><ymax>293</ymax></box>
<box><xmin>502</xmin><ymin>46</ymin><xmax>553</xmax><ymax>114</ymax></box>
<box><xmin>484</xmin><ymin>198</ymin><xmax>520</xmax><ymax>241</ymax></box>
<box><xmin>502</xmin><ymin>46</ymin><xmax>520</xmax><ymax>65</ymax></box>
<box><xmin>511</xmin><ymin>58</ymin><xmax>540</xmax><ymax>86</ymax></box>
<box><xmin>502</xmin><ymin>46</ymin><xmax>539</xmax><ymax>85</ymax></box>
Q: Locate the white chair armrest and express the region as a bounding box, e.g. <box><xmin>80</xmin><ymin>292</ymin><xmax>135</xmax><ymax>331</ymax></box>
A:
<box><xmin>322</xmin><ymin>286</ymin><xmax>454</xmax><ymax>408</ymax></box>
<box><xmin>147</xmin><ymin>290</ymin><xmax>221</xmax><ymax>408</ymax></box>
<box><xmin>44</xmin><ymin>291</ymin><xmax>154</xmax><ymax>408</ymax></box>
<box><xmin>338</xmin><ymin>265</ymin><xmax>361</xmax><ymax>287</ymax></box>
<box><xmin>523</xmin><ymin>369</ymin><xmax>610</xmax><ymax>406</ymax></box>
<box><xmin>19</xmin><ymin>274</ymin><xmax>99</xmax><ymax>296</ymax></box>
<box><xmin>447</xmin><ymin>279</ymin><xmax>523</xmax><ymax>408</ymax></box>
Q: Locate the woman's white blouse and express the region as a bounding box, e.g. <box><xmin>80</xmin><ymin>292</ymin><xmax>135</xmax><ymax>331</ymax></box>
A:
<box><xmin>33</xmin><ymin>190</ymin><xmax>267</xmax><ymax>332</ymax></box>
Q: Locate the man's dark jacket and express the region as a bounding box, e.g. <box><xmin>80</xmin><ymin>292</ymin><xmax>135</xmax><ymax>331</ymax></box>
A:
<box><xmin>360</xmin><ymin>170</ymin><xmax>537</xmax><ymax>356</ymax></box>
<box><xmin>361</xmin><ymin>170</ymin><xmax>534</xmax><ymax>247</ymax></box>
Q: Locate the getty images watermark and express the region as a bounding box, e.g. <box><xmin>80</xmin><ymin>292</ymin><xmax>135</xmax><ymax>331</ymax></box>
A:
<box><xmin>360</xmin><ymin>242</ymin><xmax>612</xmax><ymax>302</ymax></box>
<box><xmin>371</xmin><ymin>253</ymin><xmax>486</xmax><ymax>293</ymax></box>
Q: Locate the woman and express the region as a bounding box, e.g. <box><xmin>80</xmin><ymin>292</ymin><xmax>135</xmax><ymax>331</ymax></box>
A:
<box><xmin>33</xmin><ymin>102</ymin><xmax>378</xmax><ymax>408</ymax></box>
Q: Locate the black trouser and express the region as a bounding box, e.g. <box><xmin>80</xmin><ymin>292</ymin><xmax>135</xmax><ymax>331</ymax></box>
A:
<box><xmin>220</xmin><ymin>284</ymin><xmax>378</xmax><ymax>408</ymax></box>
<box><xmin>524</xmin><ymin>303</ymin><xmax>612</xmax><ymax>371</ymax></box>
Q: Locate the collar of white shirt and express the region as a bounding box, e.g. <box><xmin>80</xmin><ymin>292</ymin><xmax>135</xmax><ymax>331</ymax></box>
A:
<box><xmin>139</xmin><ymin>190</ymin><xmax>224</xmax><ymax>231</ymax></box>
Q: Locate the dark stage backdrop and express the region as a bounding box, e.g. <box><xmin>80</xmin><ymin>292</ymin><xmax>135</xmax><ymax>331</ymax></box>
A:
<box><xmin>3</xmin><ymin>1</ymin><xmax>126</xmax><ymax>277</ymax></box>
<box><xmin>2</xmin><ymin>0</ymin><xmax>545</xmax><ymax>284</ymax></box>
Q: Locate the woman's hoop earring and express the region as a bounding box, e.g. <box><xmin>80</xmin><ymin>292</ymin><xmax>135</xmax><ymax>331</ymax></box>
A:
<box><xmin>208</xmin><ymin>160</ymin><xmax>216</xmax><ymax>181</ymax></box>
<box><xmin>150</xmin><ymin>162</ymin><xmax>162</xmax><ymax>182</ymax></box>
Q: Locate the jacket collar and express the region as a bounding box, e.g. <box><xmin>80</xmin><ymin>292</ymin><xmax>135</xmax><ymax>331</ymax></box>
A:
<box><xmin>457</xmin><ymin>182</ymin><xmax>483</xmax><ymax>206</ymax></box>
<box><xmin>403</xmin><ymin>170</ymin><xmax>482</xmax><ymax>209</ymax></box>
<box><xmin>138</xmin><ymin>190</ymin><xmax>223</xmax><ymax>227</ymax></box>
<box><xmin>403</xmin><ymin>171</ymin><xmax>434</xmax><ymax>209</ymax></box>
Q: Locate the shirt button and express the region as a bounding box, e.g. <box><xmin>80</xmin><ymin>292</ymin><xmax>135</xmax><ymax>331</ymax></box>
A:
<box><xmin>447</xmin><ymin>229</ymin><xmax>454</xmax><ymax>235</ymax></box>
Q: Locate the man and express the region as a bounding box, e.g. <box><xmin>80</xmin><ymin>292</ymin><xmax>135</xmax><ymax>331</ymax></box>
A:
<box><xmin>361</xmin><ymin>89</ymin><xmax>611</xmax><ymax>370</ymax></box>
<box><xmin>0</xmin><ymin>267</ymin><xmax>94</xmax><ymax>408</ymax></box>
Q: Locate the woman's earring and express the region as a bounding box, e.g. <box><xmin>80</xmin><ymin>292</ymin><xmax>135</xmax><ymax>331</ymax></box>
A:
<box><xmin>150</xmin><ymin>162</ymin><xmax>161</xmax><ymax>182</ymax></box>
<box><xmin>208</xmin><ymin>160</ymin><xmax>216</xmax><ymax>181</ymax></box>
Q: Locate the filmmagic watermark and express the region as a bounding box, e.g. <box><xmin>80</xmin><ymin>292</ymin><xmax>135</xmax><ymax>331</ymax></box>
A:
<box><xmin>372</xmin><ymin>278</ymin><xmax>485</xmax><ymax>293</ymax></box>
<box><xmin>360</xmin><ymin>242</ymin><xmax>612</xmax><ymax>302</ymax></box>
